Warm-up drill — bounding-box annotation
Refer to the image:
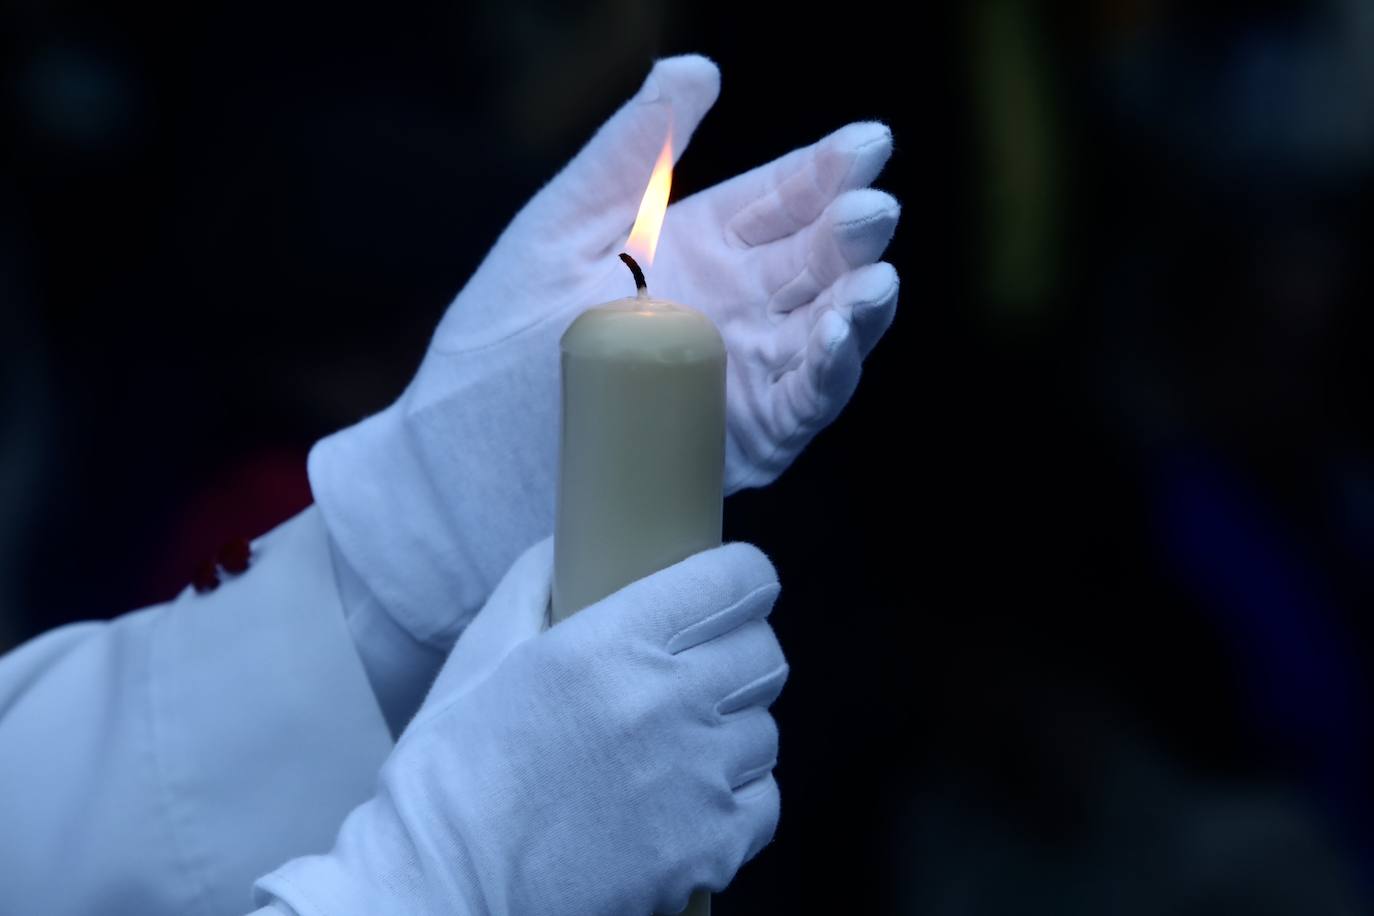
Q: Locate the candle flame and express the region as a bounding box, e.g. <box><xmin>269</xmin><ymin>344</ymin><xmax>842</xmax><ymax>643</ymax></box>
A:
<box><xmin>625</xmin><ymin>130</ymin><xmax>673</xmax><ymax>268</ymax></box>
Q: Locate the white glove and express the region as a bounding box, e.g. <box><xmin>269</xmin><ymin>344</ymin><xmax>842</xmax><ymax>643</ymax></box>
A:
<box><xmin>310</xmin><ymin>54</ymin><xmax>899</xmax><ymax>653</ymax></box>
<box><xmin>254</xmin><ymin>538</ymin><xmax>788</xmax><ymax>916</ymax></box>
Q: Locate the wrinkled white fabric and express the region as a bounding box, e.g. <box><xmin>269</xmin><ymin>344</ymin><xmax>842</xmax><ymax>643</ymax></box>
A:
<box><xmin>310</xmin><ymin>53</ymin><xmax>900</xmax><ymax>655</ymax></box>
<box><xmin>254</xmin><ymin>538</ymin><xmax>789</xmax><ymax>916</ymax></box>
<box><xmin>332</xmin><ymin>535</ymin><xmax>443</xmax><ymax>737</ymax></box>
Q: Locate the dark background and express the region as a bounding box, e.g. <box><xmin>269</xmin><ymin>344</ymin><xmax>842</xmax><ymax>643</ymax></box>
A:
<box><xmin>4</xmin><ymin>1</ymin><xmax>1374</xmax><ymax>912</ymax></box>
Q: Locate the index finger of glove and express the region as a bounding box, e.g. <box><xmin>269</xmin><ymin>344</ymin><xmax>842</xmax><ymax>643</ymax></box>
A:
<box><xmin>587</xmin><ymin>542</ymin><xmax>780</xmax><ymax>653</ymax></box>
<box><xmin>525</xmin><ymin>55</ymin><xmax>721</xmax><ymax>252</ymax></box>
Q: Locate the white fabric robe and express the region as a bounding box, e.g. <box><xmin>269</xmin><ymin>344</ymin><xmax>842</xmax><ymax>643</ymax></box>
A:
<box><xmin>0</xmin><ymin>508</ymin><xmax>393</xmax><ymax>915</ymax></box>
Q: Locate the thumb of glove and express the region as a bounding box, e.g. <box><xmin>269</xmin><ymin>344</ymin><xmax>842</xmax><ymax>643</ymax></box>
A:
<box><xmin>416</xmin><ymin>538</ymin><xmax>555</xmax><ymax>715</ymax></box>
<box><xmin>514</xmin><ymin>54</ymin><xmax>721</xmax><ymax>249</ymax></box>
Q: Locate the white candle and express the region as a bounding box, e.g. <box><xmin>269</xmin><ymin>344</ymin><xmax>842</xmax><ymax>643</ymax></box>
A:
<box><xmin>551</xmin><ymin>123</ymin><xmax>721</xmax><ymax>914</ymax></box>
<box><xmin>552</xmin><ymin>257</ymin><xmax>725</xmax><ymax>916</ymax></box>
<box><xmin>552</xmin><ymin>285</ymin><xmax>726</xmax><ymax>621</ymax></box>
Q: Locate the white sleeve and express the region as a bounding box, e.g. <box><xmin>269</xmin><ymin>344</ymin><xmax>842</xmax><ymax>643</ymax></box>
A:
<box><xmin>0</xmin><ymin>507</ymin><xmax>393</xmax><ymax>916</ymax></box>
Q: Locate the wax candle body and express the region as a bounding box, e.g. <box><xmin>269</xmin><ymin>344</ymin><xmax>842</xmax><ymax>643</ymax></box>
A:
<box><xmin>553</xmin><ymin>297</ymin><xmax>726</xmax><ymax>620</ymax></box>
<box><xmin>552</xmin><ymin>295</ymin><xmax>726</xmax><ymax>916</ymax></box>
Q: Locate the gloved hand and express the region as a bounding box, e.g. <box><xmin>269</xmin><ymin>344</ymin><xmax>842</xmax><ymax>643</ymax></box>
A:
<box><xmin>254</xmin><ymin>538</ymin><xmax>789</xmax><ymax>916</ymax></box>
<box><xmin>311</xmin><ymin>54</ymin><xmax>899</xmax><ymax>653</ymax></box>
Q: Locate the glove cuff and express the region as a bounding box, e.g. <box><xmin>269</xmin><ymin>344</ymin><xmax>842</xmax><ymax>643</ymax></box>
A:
<box><xmin>309</xmin><ymin>402</ymin><xmax>483</xmax><ymax>649</ymax></box>
<box><xmin>253</xmin><ymin>849</ymin><xmax>437</xmax><ymax>916</ymax></box>
<box><xmin>253</xmin><ymin>854</ymin><xmax>363</xmax><ymax>916</ymax></box>
<box><xmin>253</xmin><ymin>774</ymin><xmax>489</xmax><ymax>916</ymax></box>
<box><xmin>311</xmin><ymin>288</ymin><xmax>564</xmax><ymax>649</ymax></box>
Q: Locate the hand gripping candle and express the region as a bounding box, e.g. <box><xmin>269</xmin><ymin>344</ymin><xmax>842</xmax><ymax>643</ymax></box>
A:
<box><xmin>551</xmin><ymin>132</ymin><xmax>722</xmax><ymax>916</ymax></box>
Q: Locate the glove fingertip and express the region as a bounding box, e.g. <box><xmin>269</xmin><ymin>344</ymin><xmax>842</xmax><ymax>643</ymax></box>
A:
<box><xmin>645</xmin><ymin>54</ymin><xmax>721</xmax><ymax>153</ymax></box>
<box><xmin>632</xmin><ymin>541</ymin><xmax>780</xmax><ymax>651</ymax></box>
<box><xmin>662</xmin><ymin>578</ymin><xmax>781</xmax><ymax>655</ymax></box>
<box><xmin>855</xmin><ymin>259</ymin><xmax>900</xmax><ymax>293</ymax></box>
<box><xmin>736</xmin><ymin>771</ymin><xmax>782</xmax><ymax>863</ymax></box>
<box><xmin>646</xmin><ymin>54</ymin><xmax>721</xmax><ymax>101</ymax></box>
<box><xmin>824</xmin><ymin>120</ymin><xmax>894</xmax><ymax>189</ymax></box>
<box><xmin>832</xmin><ymin>188</ymin><xmax>901</xmax><ymax>234</ymax></box>
<box><xmin>840</xmin><ymin>262</ymin><xmax>899</xmax><ymax>354</ymax></box>
<box><xmin>803</xmin><ymin>311</ymin><xmax>862</xmax><ymax>422</ymax></box>
<box><xmin>670</xmin><ymin>541</ymin><xmax>780</xmax><ymax>612</ymax></box>
<box><xmin>714</xmin><ymin>541</ymin><xmax>780</xmax><ymax>589</ymax></box>
<box><xmin>818</xmin><ymin>189</ymin><xmax>899</xmax><ymax>275</ymax></box>
<box><xmin>816</xmin><ymin>308</ymin><xmax>853</xmax><ymax>357</ymax></box>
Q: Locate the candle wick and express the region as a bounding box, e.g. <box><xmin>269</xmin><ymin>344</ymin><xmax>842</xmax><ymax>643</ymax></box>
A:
<box><xmin>618</xmin><ymin>252</ymin><xmax>648</xmax><ymax>297</ymax></box>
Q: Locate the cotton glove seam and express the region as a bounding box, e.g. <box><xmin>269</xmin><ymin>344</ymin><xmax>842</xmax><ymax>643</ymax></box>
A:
<box><xmin>665</xmin><ymin>582</ymin><xmax>780</xmax><ymax>654</ymax></box>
